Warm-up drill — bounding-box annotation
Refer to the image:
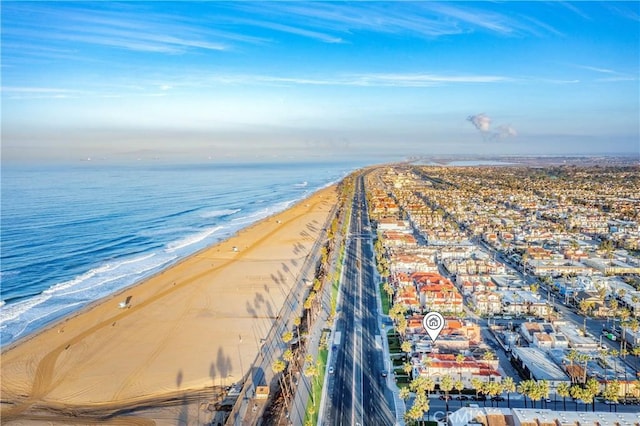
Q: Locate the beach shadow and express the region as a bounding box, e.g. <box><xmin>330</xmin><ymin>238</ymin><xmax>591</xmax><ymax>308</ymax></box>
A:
<box><xmin>246</xmin><ymin>301</ymin><xmax>257</xmax><ymax>318</ymax></box>
<box><xmin>281</xmin><ymin>263</ymin><xmax>289</xmax><ymax>274</ymax></box>
<box><xmin>291</xmin><ymin>258</ymin><xmax>298</xmax><ymax>267</ymax></box>
<box><xmin>270</xmin><ymin>273</ymin><xmax>280</xmax><ymax>285</ymax></box>
<box><xmin>176</xmin><ymin>369</ymin><xmax>183</xmax><ymax>388</ymax></box>
<box><xmin>217</xmin><ymin>347</ymin><xmax>233</xmax><ymax>386</ymax></box>
<box><xmin>254</xmin><ymin>292</ymin><xmax>265</xmax><ymax>306</ymax></box>
<box><xmin>210</xmin><ymin>362</ymin><xmax>217</xmax><ymax>387</ymax></box>
<box><xmin>176</xmin><ymin>370</ymin><xmax>189</xmax><ymax>426</ymax></box>
<box><xmin>265</xmin><ymin>300</ymin><xmax>274</xmax><ymax>319</ymax></box>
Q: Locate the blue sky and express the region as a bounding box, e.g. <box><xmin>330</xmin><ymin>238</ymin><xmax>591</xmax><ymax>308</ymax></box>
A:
<box><xmin>2</xmin><ymin>1</ymin><xmax>639</xmax><ymax>163</ymax></box>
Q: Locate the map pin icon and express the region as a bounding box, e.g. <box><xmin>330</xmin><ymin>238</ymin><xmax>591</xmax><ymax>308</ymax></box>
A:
<box><xmin>423</xmin><ymin>312</ymin><xmax>445</xmax><ymax>342</ymax></box>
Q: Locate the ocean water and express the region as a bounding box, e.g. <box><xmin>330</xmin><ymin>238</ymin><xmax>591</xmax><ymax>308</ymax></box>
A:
<box><xmin>0</xmin><ymin>161</ymin><xmax>365</xmax><ymax>346</ymax></box>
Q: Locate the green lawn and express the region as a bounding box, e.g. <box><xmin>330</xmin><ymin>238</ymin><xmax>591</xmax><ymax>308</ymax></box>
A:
<box><xmin>303</xmin><ymin>348</ymin><xmax>328</xmax><ymax>426</ymax></box>
<box><xmin>379</xmin><ymin>281</ymin><xmax>390</xmax><ymax>315</ymax></box>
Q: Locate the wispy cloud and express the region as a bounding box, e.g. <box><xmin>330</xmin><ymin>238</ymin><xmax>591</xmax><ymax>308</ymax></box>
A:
<box><xmin>230</xmin><ymin>18</ymin><xmax>344</xmax><ymax>44</ymax></box>
<box><xmin>198</xmin><ymin>72</ymin><xmax>512</xmax><ymax>88</ymax></box>
<box><xmin>1</xmin><ymin>3</ymin><xmax>264</xmax><ymax>58</ymax></box>
<box><xmin>1</xmin><ymin>86</ymin><xmax>85</xmax><ymax>99</ymax></box>
<box><xmin>574</xmin><ymin>64</ymin><xmax>638</xmax><ymax>82</ymax></box>
<box><xmin>605</xmin><ymin>3</ymin><xmax>640</xmax><ymax>22</ymax></box>
<box><xmin>577</xmin><ymin>65</ymin><xmax>620</xmax><ymax>74</ymax></box>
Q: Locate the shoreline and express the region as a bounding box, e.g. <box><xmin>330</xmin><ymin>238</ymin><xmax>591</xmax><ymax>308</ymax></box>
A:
<box><xmin>1</xmin><ymin>180</ymin><xmax>341</xmax><ymax>352</ymax></box>
<box><xmin>1</xmin><ymin>183</ymin><xmax>339</xmax><ymax>423</ymax></box>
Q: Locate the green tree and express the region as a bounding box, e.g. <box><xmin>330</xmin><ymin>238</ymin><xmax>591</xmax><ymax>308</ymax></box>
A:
<box><xmin>440</xmin><ymin>375</ymin><xmax>454</xmax><ymax>413</ymax></box>
<box><xmin>557</xmin><ymin>382</ymin><xmax>571</xmax><ymax>411</ymax></box>
<box><xmin>577</xmin><ymin>353</ymin><xmax>591</xmax><ymax>384</ymax></box>
<box><xmin>602</xmin><ymin>380</ymin><xmax>621</xmax><ymax>407</ymax></box>
<box><xmin>383</xmin><ymin>281</ymin><xmax>394</xmax><ymax>304</ymax></box>
<box><xmin>281</xmin><ymin>331</ymin><xmax>294</xmax><ymax>348</ymax></box>
<box><xmin>304</xmin><ymin>360</ymin><xmax>318</xmax><ymax>406</ymax></box>
<box><xmin>517</xmin><ymin>380</ymin><xmax>534</xmax><ymax>408</ymax></box>
<box><xmin>454</xmin><ymin>380</ymin><xmax>465</xmax><ymax>406</ymax></box>
<box><xmin>585</xmin><ymin>378</ymin><xmax>600</xmax><ymax>411</ymax></box>
<box><xmin>455</xmin><ymin>353</ymin><xmax>465</xmax><ymax>382</ymax></box>
<box><xmin>271</xmin><ymin>358</ymin><xmax>290</xmax><ymax>410</ymax></box>
<box><xmin>600</xmin><ymin>239</ymin><xmax>615</xmax><ymax>265</ymax></box>
<box><xmin>403</xmin><ymin>362</ymin><xmax>413</xmax><ymax>378</ymax></box>
<box><xmin>502</xmin><ymin>377</ymin><xmax>516</xmax><ymax>408</ymax></box>
<box><xmin>569</xmin><ymin>384</ymin><xmax>582</xmax><ymax>411</ymax></box>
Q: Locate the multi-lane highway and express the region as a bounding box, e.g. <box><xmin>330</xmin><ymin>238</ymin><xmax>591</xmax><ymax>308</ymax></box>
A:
<box><xmin>323</xmin><ymin>175</ymin><xmax>395</xmax><ymax>425</ymax></box>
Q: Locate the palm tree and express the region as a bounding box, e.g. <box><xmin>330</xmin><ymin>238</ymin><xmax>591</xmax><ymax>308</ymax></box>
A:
<box><xmin>455</xmin><ymin>353</ymin><xmax>465</xmax><ymax>383</ymax></box>
<box><xmin>303</xmin><ymin>360</ymin><xmax>318</xmax><ymax>407</ymax></box>
<box><xmin>471</xmin><ymin>378</ymin><xmax>483</xmax><ymax>400</ymax></box>
<box><xmin>502</xmin><ymin>377</ymin><xmax>515</xmax><ymax>408</ymax></box>
<box><xmin>282</xmin><ymin>330</ymin><xmax>293</xmax><ymax>344</ymax></box>
<box><xmin>403</xmin><ymin>361</ymin><xmax>413</xmax><ymax>378</ymax></box>
<box><xmin>401</xmin><ymin>340</ymin><xmax>412</xmax><ymax>355</ymax></box>
<box><xmin>632</xmin><ymin>347</ymin><xmax>640</xmax><ymax>371</ymax></box>
<box><xmin>557</xmin><ymin>382</ymin><xmax>571</xmax><ymax>411</ymax></box>
<box><xmin>538</xmin><ymin>380</ymin><xmax>550</xmax><ymax>408</ymax></box>
<box><xmin>271</xmin><ymin>358</ymin><xmax>290</xmax><ymax>410</ymax></box>
<box><xmin>440</xmin><ymin>375</ymin><xmax>454</xmax><ymax>413</ymax></box>
<box><xmin>585</xmin><ymin>378</ymin><xmax>600</xmax><ymax>412</ymax></box>
<box><xmin>599</xmin><ymin>239</ymin><xmax>615</xmax><ymax>265</ymax></box>
<box><xmin>421</xmin><ymin>356</ymin><xmax>432</xmax><ymax>377</ymax></box>
<box><xmin>609</xmin><ymin>349</ymin><xmax>619</xmax><ymax>379</ymax></box>
<box><xmin>485</xmin><ymin>381</ymin><xmax>503</xmax><ymax>407</ymax></box>
<box><xmin>518</xmin><ymin>379</ymin><xmax>541</xmax><ymax>408</ymax></box>
<box><xmin>602</xmin><ymin>380</ymin><xmax>621</xmax><ymax>411</ymax></box>
<box><xmin>383</xmin><ymin>281</ymin><xmax>394</xmax><ymax>304</ymax></box>
<box><xmin>454</xmin><ymin>380</ymin><xmax>464</xmax><ymax>406</ymax></box>
<box><xmin>577</xmin><ymin>353</ymin><xmax>590</xmax><ymax>384</ymax></box>
<box><xmin>399</xmin><ymin>386</ymin><xmax>411</xmax><ymax>401</ymax></box>
<box><xmin>482</xmin><ymin>350</ymin><xmax>496</xmax><ymax>362</ymax></box>
<box><xmin>569</xmin><ymin>384</ymin><xmax>582</xmax><ymax>411</ymax></box>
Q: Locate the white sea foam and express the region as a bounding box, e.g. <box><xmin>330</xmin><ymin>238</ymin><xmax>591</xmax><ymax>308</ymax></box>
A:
<box><xmin>0</xmin><ymin>252</ymin><xmax>177</xmax><ymax>342</ymax></box>
<box><xmin>165</xmin><ymin>226</ymin><xmax>224</xmax><ymax>253</ymax></box>
<box><xmin>0</xmin><ymin>293</ymin><xmax>52</xmax><ymax>324</ymax></box>
<box><xmin>200</xmin><ymin>208</ymin><xmax>241</xmax><ymax>218</ymax></box>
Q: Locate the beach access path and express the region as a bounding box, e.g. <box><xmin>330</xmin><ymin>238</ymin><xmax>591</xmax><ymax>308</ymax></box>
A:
<box><xmin>1</xmin><ymin>185</ymin><xmax>337</xmax><ymax>425</ymax></box>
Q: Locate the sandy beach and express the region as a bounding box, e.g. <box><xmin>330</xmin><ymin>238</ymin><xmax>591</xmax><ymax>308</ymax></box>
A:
<box><xmin>1</xmin><ymin>185</ymin><xmax>337</xmax><ymax>424</ymax></box>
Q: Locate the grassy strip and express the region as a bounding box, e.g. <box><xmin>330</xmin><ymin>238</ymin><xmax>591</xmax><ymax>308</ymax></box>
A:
<box><xmin>379</xmin><ymin>281</ymin><xmax>390</xmax><ymax>315</ymax></box>
<box><xmin>303</xmin><ymin>347</ymin><xmax>328</xmax><ymax>425</ymax></box>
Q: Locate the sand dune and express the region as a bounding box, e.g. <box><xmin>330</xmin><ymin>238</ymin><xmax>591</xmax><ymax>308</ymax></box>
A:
<box><xmin>1</xmin><ymin>185</ymin><xmax>337</xmax><ymax>424</ymax></box>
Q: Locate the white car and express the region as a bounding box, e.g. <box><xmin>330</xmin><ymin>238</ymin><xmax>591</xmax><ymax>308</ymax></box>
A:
<box><xmin>328</xmin><ymin>367</ymin><xmax>334</xmax><ymax>374</ymax></box>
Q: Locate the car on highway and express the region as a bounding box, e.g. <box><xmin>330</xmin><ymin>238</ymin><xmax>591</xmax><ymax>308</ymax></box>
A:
<box><xmin>472</xmin><ymin>395</ymin><xmax>486</xmax><ymax>401</ymax></box>
<box><xmin>439</xmin><ymin>394</ymin><xmax>451</xmax><ymax>400</ymax></box>
<box><xmin>491</xmin><ymin>396</ymin><xmax>505</xmax><ymax>401</ymax></box>
<box><xmin>380</xmin><ymin>370</ymin><xmax>388</xmax><ymax>377</ymax></box>
<box><xmin>455</xmin><ymin>395</ymin><xmax>469</xmax><ymax>400</ymax></box>
<box><xmin>328</xmin><ymin>367</ymin><xmax>334</xmax><ymax>375</ymax></box>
